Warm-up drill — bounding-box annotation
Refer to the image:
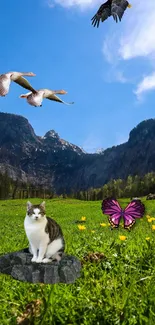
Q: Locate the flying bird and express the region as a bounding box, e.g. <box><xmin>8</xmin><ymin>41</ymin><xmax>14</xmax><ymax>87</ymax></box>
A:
<box><xmin>0</xmin><ymin>71</ymin><xmax>36</xmax><ymax>97</ymax></box>
<box><xmin>19</xmin><ymin>89</ymin><xmax>74</xmax><ymax>107</ymax></box>
<box><xmin>91</xmin><ymin>0</ymin><xmax>132</xmax><ymax>27</ymax></box>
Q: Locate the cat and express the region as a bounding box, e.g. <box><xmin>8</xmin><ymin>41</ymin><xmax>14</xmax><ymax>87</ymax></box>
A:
<box><xmin>24</xmin><ymin>201</ymin><xmax>65</xmax><ymax>263</ymax></box>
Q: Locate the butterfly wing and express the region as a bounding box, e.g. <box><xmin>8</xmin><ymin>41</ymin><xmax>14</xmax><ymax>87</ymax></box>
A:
<box><xmin>123</xmin><ymin>200</ymin><xmax>145</xmax><ymax>229</ymax></box>
<box><xmin>102</xmin><ymin>198</ymin><xmax>122</xmax><ymax>228</ymax></box>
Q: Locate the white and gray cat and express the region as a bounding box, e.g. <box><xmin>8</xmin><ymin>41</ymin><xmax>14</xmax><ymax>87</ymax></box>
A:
<box><xmin>24</xmin><ymin>201</ymin><xmax>65</xmax><ymax>263</ymax></box>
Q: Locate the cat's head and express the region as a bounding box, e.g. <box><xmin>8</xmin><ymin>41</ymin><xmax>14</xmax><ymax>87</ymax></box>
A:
<box><xmin>26</xmin><ymin>201</ymin><xmax>46</xmax><ymax>221</ymax></box>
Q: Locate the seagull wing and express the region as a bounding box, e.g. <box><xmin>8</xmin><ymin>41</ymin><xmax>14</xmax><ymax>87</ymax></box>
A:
<box><xmin>43</xmin><ymin>90</ymin><xmax>74</xmax><ymax>105</ymax></box>
<box><xmin>13</xmin><ymin>76</ymin><xmax>37</xmax><ymax>93</ymax></box>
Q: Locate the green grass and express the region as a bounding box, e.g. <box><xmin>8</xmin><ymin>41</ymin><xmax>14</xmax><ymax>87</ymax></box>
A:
<box><xmin>0</xmin><ymin>198</ymin><xmax>155</xmax><ymax>325</ymax></box>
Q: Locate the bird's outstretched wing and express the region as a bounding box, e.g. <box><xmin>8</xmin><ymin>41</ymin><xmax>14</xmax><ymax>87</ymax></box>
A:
<box><xmin>43</xmin><ymin>89</ymin><xmax>74</xmax><ymax>105</ymax></box>
<box><xmin>111</xmin><ymin>0</ymin><xmax>129</xmax><ymax>22</ymax></box>
<box><xmin>13</xmin><ymin>77</ymin><xmax>37</xmax><ymax>93</ymax></box>
<box><xmin>91</xmin><ymin>1</ymin><xmax>111</xmax><ymax>27</ymax></box>
<box><xmin>47</xmin><ymin>94</ymin><xmax>74</xmax><ymax>105</ymax></box>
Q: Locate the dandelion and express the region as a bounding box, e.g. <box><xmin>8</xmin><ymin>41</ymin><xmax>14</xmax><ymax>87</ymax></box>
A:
<box><xmin>78</xmin><ymin>225</ymin><xmax>86</xmax><ymax>230</ymax></box>
<box><xmin>145</xmin><ymin>237</ymin><xmax>150</xmax><ymax>241</ymax></box>
<box><xmin>148</xmin><ymin>218</ymin><xmax>153</xmax><ymax>223</ymax></box>
<box><xmin>146</xmin><ymin>215</ymin><xmax>151</xmax><ymax>219</ymax></box>
<box><xmin>119</xmin><ymin>236</ymin><xmax>127</xmax><ymax>241</ymax></box>
<box><xmin>81</xmin><ymin>216</ymin><xmax>86</xmax><ymax>221</ymax></box>
<box><xmin>100</xmin><ymin>223</ymin><xmax>107</xmax><ymax>227</ymax></box>
<box><xmin>152</xmin><ymin>225</ymin><xmax>155</xmax><ymax>230</ymax></box>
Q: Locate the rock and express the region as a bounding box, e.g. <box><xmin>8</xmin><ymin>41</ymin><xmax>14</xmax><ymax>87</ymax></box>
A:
<box><xmin>146</xmin><ymin>193</ymin><xmax>155</xmax><ymax>200</ymax></box>
<box><xmin>0</xmin><ymin>248</ymin><xmax>81</xmax><ymax>284</ymax></box>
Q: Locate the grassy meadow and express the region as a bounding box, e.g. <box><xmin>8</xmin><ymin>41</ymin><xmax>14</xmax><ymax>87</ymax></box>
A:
<box><xmin>0</xmin><ymin>198</ymin><xmax>155</xmax><ymax>325</ymax></box>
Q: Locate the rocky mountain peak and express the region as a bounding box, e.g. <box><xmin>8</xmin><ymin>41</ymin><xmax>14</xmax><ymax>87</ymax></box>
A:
<box><xmin>44</xmin><ymin>130</ymin><xmax>60</xmax><ymax>139</ymax></box>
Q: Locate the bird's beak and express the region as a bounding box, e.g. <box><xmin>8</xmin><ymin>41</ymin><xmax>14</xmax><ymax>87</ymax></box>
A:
<box><xmin>19</xmin><ymin>94</ymin><xmax>27</xmax><ymax>98</ymax></box>
<box><xmin>61</xmin><ymin>90</ymin><xmax>67</xmax><ymax>94</ymax></box>
<box><xmin>127</xmin><ymin>3</ymin><xmax>132</xmax><ymax>8</ymax></box>
<box><xmin>30</xmin><ymin>73</ymin><xmax>36</xmax><ymax>76</ymax></box>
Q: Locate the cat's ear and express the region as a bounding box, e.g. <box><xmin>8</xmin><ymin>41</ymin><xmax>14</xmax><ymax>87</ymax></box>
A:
<box><xmin>27</xmin><ymin>201</ymin><xmax>32</xmax><ymax>210</ymax></box>
<box><xmin>40</xmin><ymin>201</ymin><xmax>45</xmax><ymax>209</ymax></box>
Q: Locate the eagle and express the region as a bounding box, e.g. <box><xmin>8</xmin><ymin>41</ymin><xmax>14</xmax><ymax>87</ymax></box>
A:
<box><xmin>91</xmin><ymin>0</ymin><xmax>132</xmax><ymax>27</ymax></box>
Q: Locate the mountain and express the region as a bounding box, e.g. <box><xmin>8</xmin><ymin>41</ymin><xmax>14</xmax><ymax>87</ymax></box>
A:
<box><xmin>0</xmin><ymin>112</ymin><xmax>155</xmax><ymax>193</ymax></box>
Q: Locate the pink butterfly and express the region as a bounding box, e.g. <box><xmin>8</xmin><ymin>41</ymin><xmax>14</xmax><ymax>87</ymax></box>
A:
<box><xmin>101</xmin><ymin>198</ymin><xmax>145</xmax><ymax>230</ymax></box>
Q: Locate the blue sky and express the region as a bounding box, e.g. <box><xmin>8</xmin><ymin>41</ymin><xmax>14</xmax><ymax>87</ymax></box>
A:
<box><xmin>0</xmin><ymin>0</ymin><xmax>155</xmax><ymax>152</ymax></box>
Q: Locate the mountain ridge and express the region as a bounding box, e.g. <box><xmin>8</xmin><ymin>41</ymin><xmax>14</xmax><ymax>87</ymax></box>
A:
<box><xmin>0</xmin><ymin>112</ymin><xmax>155</xmax><ymax>193</ymax></box>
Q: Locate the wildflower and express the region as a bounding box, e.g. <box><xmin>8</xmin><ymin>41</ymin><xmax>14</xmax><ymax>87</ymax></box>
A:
<box><xmin>145</xmin><ymin>237</ymin><xmax>150</xmax><ymax>241</ymax></box>
<box><xmin>78</xmin><ymin>225</ymin><xmax>86</xmax><ymax>230</ymax></box>
<box><xmin>119</xmin><ymin>236</ymin><xmax>127</xmax><ymax>241</ymax></box>
<box><xmin>148</xmin><ymin>218</ymin><xmax>153</xmax><ymax>223</ymax></box>
<box><xmin>81</xmin><ymin>216</ymin><xmax>86</xmax><ymax>221</ymax></box>
<box><xmin>100</xmin><ymin>223</ymin><xmax>107</xmax><ymax>227</ymax></box>
<box><xmin>152</xmin><ymin>225</ymin><xmax>155</xmax><ymax>230</ymax></box>
<box><xmin>146</xmin><ymin>215</ymin><xmax>151</xmax><ymax>219</ymax></box>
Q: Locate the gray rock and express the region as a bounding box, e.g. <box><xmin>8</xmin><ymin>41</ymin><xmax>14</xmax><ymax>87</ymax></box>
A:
<box><xmin>0</xmin><ymin>248</ymin><xmax>81</xmax><ymax>284</ymax></box>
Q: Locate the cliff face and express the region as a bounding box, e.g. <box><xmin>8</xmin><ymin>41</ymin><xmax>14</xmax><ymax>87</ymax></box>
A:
<box><xmin>0</xmin><ymin>112</ymin><xmax>155</xmax><ymax>193</ymax></box>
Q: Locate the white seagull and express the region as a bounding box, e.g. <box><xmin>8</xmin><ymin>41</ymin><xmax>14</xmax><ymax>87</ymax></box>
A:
<box><xmin>0</xmin><ymin>71</ymin><xmax>36</xmax><ymax>97</ymax></box>
<box><xmin>19</xmin><ymin>89</ymin><xmax>74</xmax><ymax>107</ymax></box>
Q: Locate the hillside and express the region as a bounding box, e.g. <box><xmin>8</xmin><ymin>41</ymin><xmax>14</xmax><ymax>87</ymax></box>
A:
<box><xmin>0</xmin><ymin>112</ymin><xmax>155</xmax><ymax>193</ymax></box>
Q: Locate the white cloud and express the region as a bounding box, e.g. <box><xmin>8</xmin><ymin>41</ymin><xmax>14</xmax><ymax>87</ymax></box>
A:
<box><xmin>102</xmin><ymin>0</ymin><xmax>155</xmax><ymax>98</ymax></box>
<box><xmin>103</xmin><ymin>0</ymin><xmax>155</xmax><ymax>62</ymax></box>
<box><xmin>47</xmin><ymin>0</ymin><xmax>101</xmax><ymax>9</ymax></box>
<box><xmin>134</xmin><ymin>72</ymin><xmax>155</xmax><ymax>100</ymax></box>
<box><xmin>118</xmin><ymin>1</ymin><xmax>155</xmax><ymax>60</ymax></box>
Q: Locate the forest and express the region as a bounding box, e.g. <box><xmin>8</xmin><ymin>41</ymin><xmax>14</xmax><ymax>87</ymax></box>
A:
<box><xmin>1</xmin><ymin>170</ymin><xmax>155</xmax><ymax>200</ymax></box>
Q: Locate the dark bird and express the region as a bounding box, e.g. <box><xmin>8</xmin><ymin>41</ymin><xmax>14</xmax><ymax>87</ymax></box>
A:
<box><xmin>91</xmin><ymin>0</ymin><xmax>132</xmax><ymax>28</ymax></box>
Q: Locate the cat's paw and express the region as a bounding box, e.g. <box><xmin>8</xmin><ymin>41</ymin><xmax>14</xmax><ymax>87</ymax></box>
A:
<box><xmin>52</xmin><ymin>253</ymin><xmax>62</xmax><ymax>262</ymax></box>
<box><xmin>42</xmin><ymin>258</ymin><xmax>51</xmax><ymax>263</ymax></box>
<box><xmin>31</xmin><ymin>256</ymin><xmax>37</xmax><ymax>262</ymax></box>
<box><xmin>36</xmin><ymin>257</ymin><xmax>44</xmax><ymax>263</ymax></box>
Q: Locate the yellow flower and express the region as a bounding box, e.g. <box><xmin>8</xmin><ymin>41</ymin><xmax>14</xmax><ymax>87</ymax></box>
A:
<box><xmin>91</xmin><ymin>230</ymin><xmax>95</xmax><ymax>233</ymax></box>
<box><xmin>152</xmin><ymin>225</ymin><xmax>155</xmax><ymax>230</ymax></box>
<box><xmin>146</xmin><ymin>215</ymin><xmax>151</xmax><ymax>219</ymax></box>
<box><xmin>151</xmin><ymin>217</ymin><xmax>155</xmax><ymax>221</ymax></box>
<box><xmin>100</xmin><ymin>223</ymin><xmax>107</xmax><ymax>227</ymax></box>
<box><xmin>78</xmin><ymin>225</ymin><xmax>86</xmax><ymax>230</ymax></box>
<box><xmin>119</xmin><ymin>236</ymin><xmax>127</xmax><ymax>241</ymax></box>
<box><xmin>81</xmin><ymin>216</ymin><xmax>86</xmax><ymax>221</ymax></box>
<box><xmin>148</xmin><ymin>218</ymin><xmax>153</xmax><ymax>223</ymax></box>
<box><xmin>145</xmin><ymin>237</ymin><xmax>150</xmax><ymax>241</ymax></box>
